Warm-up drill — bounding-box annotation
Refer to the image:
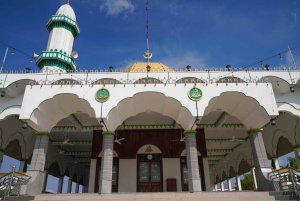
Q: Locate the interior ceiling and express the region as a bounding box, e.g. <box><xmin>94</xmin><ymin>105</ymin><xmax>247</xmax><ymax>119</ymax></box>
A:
<box><xmin>124</xmin><ymin>112</ymin><xmax>174</xmax><ymax>125</ymax></box>
<box><xmin>200</xmin><ymin>111</ymin><xmax>223</xmax><ymax>124</ymax></box>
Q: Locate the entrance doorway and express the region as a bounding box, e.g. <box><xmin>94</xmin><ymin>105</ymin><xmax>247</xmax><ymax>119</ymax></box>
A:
<box><xmin>137</xmin><ymin>154</ymin><xmax>163</xmax><ymax>192</ymax></box>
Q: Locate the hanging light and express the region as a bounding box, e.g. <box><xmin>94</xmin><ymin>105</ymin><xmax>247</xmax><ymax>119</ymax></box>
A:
<box><xmin>11</xmin><ymin>48</ymin><xmax>15</xmax><ymax>55</ymax></box>
<box><xmin>99</xmin><ymin>119</ymin><xmax>105</xmax><ymax>128</ymax></box>
<box><xmin>30</xmin><ymin>57</ymin><xmax>33</xmax><ymax>63</ymax></box>
<box><xmin>146</xmin><ymin>65</ymin><xmax>151</xmax><ymax>72</ymax></box>
<box><xmin>260</xmin><ymin>61</ymin><xmax>263</xmax><ymax>68</ymax></box>
<box><xmin>195</xmin><ymin>118</ymin><xmax>200</xmax><ymax>126</ymax></box>
<box><xmin>264</xmin><ymin>64</ymin><xmax>270</xmax><ymax>71</ymax></box>
<box><xmin>290</xmin><ymin>86</ymin><xmax>295</xmax><ymax>93</ymax></box>
<box><xmin>279</xmin><ymin>54</ymin><xmax>282</xmax><ymax>60</ymax></box>
<box><xmin>186</xmin><ymin>65</ymin><xmax>191</xmax><ymax>71</ymax></box>
<box><xmin>1</xmin><ymin>90</ymin><xmax>5</xmax><ymax>97</ymax></box>
<box><xmin>225</xmin><ymin>65</ymin><xmax>231</xmax><ymax>71</ymax></box>
<box><xmin>109</xmin><ymin>66</ymin><xmax>114</xmax><ymax>72</ymax></box>
<box><xmin>22</xmin><ymin>121</ymin><xmax>28</xmax><ymax>129</ymax></box>
<box><xmin>25</xmin><ymin>67</ymin><xmax>31</xmax><ymax>73</ymax></box>
<box><xmin>270</xmin><ymin>118</ymin><xmax>276</xmax><ymax>126</ymax></box>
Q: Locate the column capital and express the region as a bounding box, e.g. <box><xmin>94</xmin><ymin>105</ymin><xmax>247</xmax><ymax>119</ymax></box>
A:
<box><xmin>247</xmin><ymin>128</ymin><xmax>263</xmax><ymax>135</ymax></box>
<box><xmin>269</xmin><ymin>156</ymin><xmax>278</xmax><ymax>159</ymax></box>
<box><xmin>21</xmin><ymin>158</ymin><xmax>28</xmax><ymax>162</ymax></box>
<box><xmin>0</xmin><ymin>147</ymin><xmax>5</xmax><ymax>153</ymax></box>
<box><xmin>292</xmin><ymin>145</ymin><xmax>300</xmax><ymax>150</ymax></box>
<box><xmin>102</xmin><ymin>131</ymin><xmax>115</xmax><ymax>136</ymax></box>
<box><xmin>36</xmin><ymin>132</ymin><xmax>50</xmax><ymax>138</ymax></box>
<box><xmin>184</xmin><ymin>130</ymin><xmax>197</xmax><ymax>135</ymax></box>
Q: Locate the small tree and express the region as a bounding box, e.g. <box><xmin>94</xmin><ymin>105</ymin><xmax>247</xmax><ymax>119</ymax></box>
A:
<box><xmin>286</xmin><ymin>157</ymin><xmax>298</xmax><ymax>169</ymax></box>
<box><xmin>236</xmin><ymin>174</ymin><xmax>253</xmax><ymax>190</ymax></box>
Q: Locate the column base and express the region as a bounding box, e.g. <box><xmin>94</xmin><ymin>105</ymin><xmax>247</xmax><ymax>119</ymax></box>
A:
<box><xmin>99</xmin><ymin>180</ymin><xmax>112</xmax><ymax>194</ymax></box>
<box><xmin>20</xmin><ymin>170</ymin><xmax>45</xmax><ymax>196</ymax></box>
<box><xmin>189</xmin><ymin>179</ymin><xmax>202</xmax><ymax>193</ymax></box>
<box><xmin>255</xmin><ymin>168</ymin><xmax>281</xmax><ymax>191</ymax></box>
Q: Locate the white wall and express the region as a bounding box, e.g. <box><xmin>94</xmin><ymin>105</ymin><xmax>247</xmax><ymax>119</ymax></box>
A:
<box><xmin>162</xmin><ymin>158</ymin><xmax>182</xmax><ymax>192</ymax></box>
<box><xmin>118</xmin><ymin>159</ymin><xmax>136</xmax><ymax>192</ymax></box>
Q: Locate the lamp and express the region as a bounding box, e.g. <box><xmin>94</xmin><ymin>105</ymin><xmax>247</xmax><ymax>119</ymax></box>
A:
<box><xmin>146</xmin><ymin>65</ymin><xmax>151</xmax><ymax>72</ymax></box>
<box><xmin>270</xmin><ymin>118</ymin><xmax>276</xmax><ymax>126</ymax></box>
<box><xmin>225</xmin><ymin>65</ymin><xmax>231</xmax><ymax>71</ymax></box>
<box><xmin>109</xmin><ymin>66</ymin><xmax>114</xmax><ymax>72</ymax></box>
<box><xmin>195</xmin><ymin>118</ymin><xmax>200</xmax><ymax>126</ymax></box>
<box><xmin>25</xmin><ymin>67</ymin><xmax>31</xmax><ymax>73</ymax></box>
<box><xmin>264</xmin><ymin>64</ymin><xmax>270</xmax><ymax>71</ymax></box>
<box><xmin>186</xmin><ymin>65</ymin><xmax>191</xmax><ymax>71</ymax></box>
<box><xmin>290</xmin><ymin>86</ymin><xmax>295</xmax><ymax>93</ymax></box>
<box><xmin>1</xmin><ymin>90</ymin><xmax>5</xmax><ymax>98</ymax></box>
<box><xmin>11</xmin><ymin>48</ymin><xmax>15</xmax><ymax>55</ymax></box>
<box><xmin>22</xmin><ymin>121</ymin><xmax>28</xmax><ymax>129</ymax></box>
<box><xmin>99</xmin><ymin>119</ymin><xmax>105</xmax><ymax>128</ymax></box>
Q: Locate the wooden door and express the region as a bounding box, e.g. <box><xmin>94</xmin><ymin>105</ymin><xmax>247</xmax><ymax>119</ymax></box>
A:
<box><xmin>138</xmin><ymin>162</ymin><xmax>162</xmax><ymax>192</ymax></box>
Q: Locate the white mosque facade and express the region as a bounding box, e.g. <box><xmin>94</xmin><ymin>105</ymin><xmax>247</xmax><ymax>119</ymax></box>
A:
<box><xmin>1</xmin><ymin>2</ymin><xmax>300</xmax><ymax>197</ymax></box>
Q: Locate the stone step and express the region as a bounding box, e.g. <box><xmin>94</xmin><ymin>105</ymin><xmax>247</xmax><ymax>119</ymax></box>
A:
<box><xmin>32</xmin><ymin>192</ymin><xmax>276</xmax><ymax>201</ymax></box>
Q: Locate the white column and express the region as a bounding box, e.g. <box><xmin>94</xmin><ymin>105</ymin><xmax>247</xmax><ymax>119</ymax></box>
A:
<box><xmin>88</xmin><ymin>159</ymin><xmax>97</xmax><ymax>193</ymax></box>
<box><xmin>99</xmin><ymin>131</ymin><xmax>115</xmax><ymax>194</ymax></box>
<box><xmin>75</xmin><ymin>183</ymin><xmax>79</xmax><ymax>193</ymax></box>
<box><xmin>273</xmin><ymin>158</ymin><xmax>280</xmax><ymax>169</ymax></box>
<box><xmin>294</xmin><ymin>148</ymin><xmax>300</xmax><ymax>168</ymax></box>
<box><xmin>19</xmin><ymin>160</ymin><xmax>27</xmax><ymax>172</ymax></box>
<box><xmin>67</xmin><ymin>178</ymin><xmax>72</xmax><ymax>193</ymax></box>
<box><xmin>202</xmin><ymin>158</ymin><xmax>211</xmax><ymax>191</ymax></box>
<box><xmin>214</xmin><ymin>184</ymin><xmax>218</xmax><ymax>191</ymax></box>
<box><xmin>250</xmin><ymin>167</ymin><xmax>258</xmax><ymax>190</ymax></box>
<box><xmin>235</xmin><ymin>175</ymin><xmax>242</xmax><ymax>191</ymax></box>
<box><xmin>220</xmin><ymin>181</ymin><xmax>224</xmax><ymax>191</ymax></box>
<box><xmin>184</xmin><ymin>130</ymin><xmax>201</xmax><ymax>192</ymax></box>
<box><xmin>42</xmin><ymin>169</ymin><xmax>49</xmax><ymax>192</ymax></box>
<box><xmin>227</xmin><ymin>178</ymin><xmax>232</xmax><ymax>191</ymax></box>
<box><xmin>57</xmin><ymin>175</ymin><xmax>63</xmax><ymax>193</ymax></box>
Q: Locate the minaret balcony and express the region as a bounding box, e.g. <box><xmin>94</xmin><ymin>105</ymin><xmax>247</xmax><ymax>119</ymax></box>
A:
<box><xmin>36</xmin><ymin>51</ymin><xmax>77</xmax><ymax>71</ymax></box>
<box><xmin>46</xmin><ymin>15</ymin><xmax>80</xmax><ymax>39</ymax></box>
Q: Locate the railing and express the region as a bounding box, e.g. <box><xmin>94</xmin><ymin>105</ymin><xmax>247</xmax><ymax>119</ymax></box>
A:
<box><xmin>0</xmin><ymin>166</ymin><xmax>31</xmax><ymax>200</ymax></box>
<box><xmin>269</xmin><ymin>166</ymin><xmax>300</xmax><ymax>201</ymax></box>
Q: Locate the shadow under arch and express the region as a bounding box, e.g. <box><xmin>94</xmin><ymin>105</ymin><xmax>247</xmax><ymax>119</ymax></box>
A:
<box><xmin>5</xmin><ymin>132</ymin><xmax>27</xmax><ymax>159</ymax></box>
<box><xmin>5</xmin><ymin>139</ymin><xmax>22</xmax><ymax>161</ymax></box>
<box><xmin>203</xmin><ymin>91</ymin><xmax>271</xmax><ymax>129</ymax></box>
<box><xmin>238</xmin><ymin>159</ymin><xmax>251</xmax><ymax>175</ymax></box>
<box><xmin>276</xmin><ymin>136</ymin><xmax>293</xmax><ymax>157</ymax></box>
<box><xmin>106</xmin><ymin>91</ymin><xmax>195</xmax><ymax>131</ymax></box>
<box><xmin>259</xmin><ymin>76</ymin><xmax>290</xmax><ymax>93</ymax></box>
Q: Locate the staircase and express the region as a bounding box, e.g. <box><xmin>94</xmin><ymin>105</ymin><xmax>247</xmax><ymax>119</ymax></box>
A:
<box><xmin>6</xmin><ymin>191</ymin><xmax>281</xmax><ymax>201</ymax></box>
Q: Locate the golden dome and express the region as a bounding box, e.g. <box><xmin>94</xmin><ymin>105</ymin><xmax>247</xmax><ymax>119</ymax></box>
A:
<box><xmin>123</xmin><ymin>62</ymin><xmax>174</xmax><ymax>72</ymax></box>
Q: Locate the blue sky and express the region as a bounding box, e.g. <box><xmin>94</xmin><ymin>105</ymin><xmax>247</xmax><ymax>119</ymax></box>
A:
<box><xmin>0</xmin><ymin>0</ymin><xmax>300</xmax><ymax>71</ymax></box>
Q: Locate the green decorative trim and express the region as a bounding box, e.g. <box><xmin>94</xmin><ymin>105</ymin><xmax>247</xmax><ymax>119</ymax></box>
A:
<box><xmin>292</xmin><ymin>145</ymin><xmax>300</xmax><ymax>150</ymax></box>
<box><xmin>206</xmin><ymin>137</ymin><xmax>248</xmax><ymax>143</ymax></box>
<box><xmin>208</xmin><ymin>160</ymin><xmax>220</xmax><ymax>163</ymax></box>
<box><xmin>208</xmin><ymin>154</ymin><xmax>228</xmax><ymax>158</ymax></box>
<box><xmin>21</xmin><ymin>158</ymin><xmax>28</xmax><ymax>162</ymax></box>
<box><xmin>70</xmin><ymin>114</ymin><xmax>101</xmax><ymax>130</ymax></box>
<box><xmin>207</xmin><ymin>144</ymin><xmax>241</xmax><ymax>153</ymax></box>
<box><xmin>247</xmin><ymin>128</ymin><xmax>263</xmax><ymax>135</ymax></box>
<box><xmin>199</xmin><ymin>112</ymin><xmax>227</xmax><ymax>128</ymax></box>
<box><xmin>294</xmin><ymin>118</ymin><xmax>299</xmax><ymax>144</ymax></box>
<box><xmin>222</xmin><ymin>124</ymin><xmax>244</xmax><ymax>128</ymax></box>
<box><xmin>102</xmin><ymin>131</ymin><xmax>115</xmax><ymax>136</ymax></box>
<box><xmin>64</xmin><ymin>151</ymin><xmax>91</xmax><ymax>155</ymax></box>
<box><xmin>123</xmin><ymin>123</ymin><xmax>175</xmax><ymax>129</ymax></box>
<box><xmin>36</xmin><ymin>51</ymin><xmax>77</xmax><ymax>71</ymax></box>
<box><xmin>53</xmin><ymin>126</ymin><xmax>76</xmax><ymax>130</ymax></box>
<box><xmin>184</xmin><ymin>130</ymin><xmax>197</xmax><ymax>135</ymax></box>
<box><xmin>269</xmin><ymin>156</ymin><xmax>278</xmax><ymax>159</ymax></box>
<box><xmin>51</xmin><ymin>140</ymin><xmax>92</xmax><ymax>145</ymax></box>
<box><xmin>263</xmin><ymin>112</ymin><xmax>285</xmax><ymax>128</ymax></box>
<box><xmin>46</xmin><ymin>15</ymin><xmax>80</xmax><ymax>39</ymax></box>
<box><xmin>14</xmin><ymin>115</ymin><xmax>36</xmax><ymax>132</ymax></box>
<box><xmin>36</xmin><ymin>132</ymin><xmax>50</xmax><ymax>138</ymax></box>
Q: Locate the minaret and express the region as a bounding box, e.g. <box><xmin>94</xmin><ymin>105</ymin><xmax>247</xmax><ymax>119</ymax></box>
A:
<box><xmin>36</xmin><ymin>1</ymin><xmax>80</xmax><ymax>72</ymax></box>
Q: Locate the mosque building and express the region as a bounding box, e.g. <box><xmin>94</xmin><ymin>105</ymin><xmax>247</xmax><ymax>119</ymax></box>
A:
<box><xmin>1</xmin><ymin>1</ymin><xmax>300</xmax><ymax>200</ymax></box>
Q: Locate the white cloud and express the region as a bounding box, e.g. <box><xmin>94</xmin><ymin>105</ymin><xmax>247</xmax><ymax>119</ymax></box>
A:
<box><xmin>100</xmin><ymin>0</ymin><xmax>135</xmax><ymax>16</ymax></box>
<box><xmin>291</xmin><ymin>9</ymin><xmax>299</xmax><ymax>27</ymax></box>
<box><xmin>118</xmin><ymin>58</ymin><xmax>139</xmax><ymax>69</ymax></box>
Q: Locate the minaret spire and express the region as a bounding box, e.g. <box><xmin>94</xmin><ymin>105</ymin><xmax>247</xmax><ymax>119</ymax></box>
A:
<box><xmin>66</xmin><ymin>0</ymin><xmax>70</xmax><ymax>5</ymax></box>
<box><xmin>143</xmin><ymin>0</ymin><xmax>152</xmax><ymax>67</ymax></box>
